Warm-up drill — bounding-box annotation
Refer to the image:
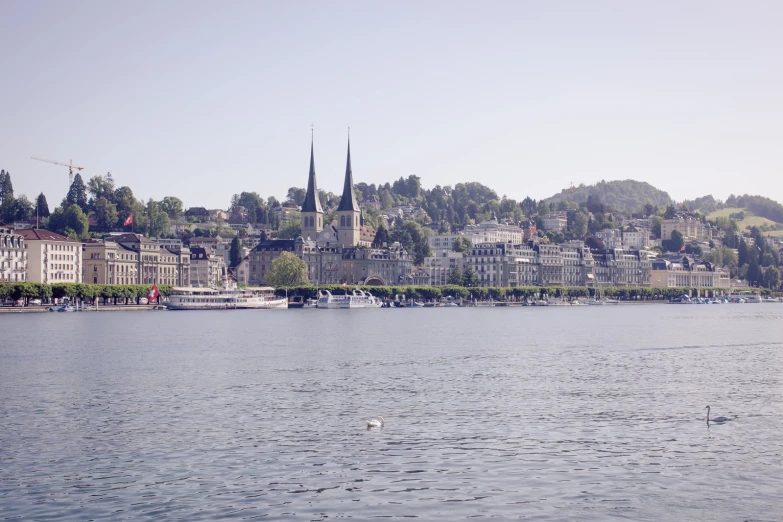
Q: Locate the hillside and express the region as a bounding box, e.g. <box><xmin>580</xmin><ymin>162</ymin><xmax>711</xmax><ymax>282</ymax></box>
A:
<box><xmin>543</xmin><ymin>180</ymin><xmax>673</xmax><ymax>214</ymax></box>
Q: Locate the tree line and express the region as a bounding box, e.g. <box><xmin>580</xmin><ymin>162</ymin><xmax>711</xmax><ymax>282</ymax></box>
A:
<box><xmin>0</xmin><ymin>283</ymin><xmax>173</xmax><ymax>306</ymax></box>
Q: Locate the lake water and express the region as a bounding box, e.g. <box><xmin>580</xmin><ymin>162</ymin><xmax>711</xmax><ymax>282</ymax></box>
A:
<box><xmin>1</xmin><ymin>304</ymin><xmax>782</xmax><ymax>521</ymax></box>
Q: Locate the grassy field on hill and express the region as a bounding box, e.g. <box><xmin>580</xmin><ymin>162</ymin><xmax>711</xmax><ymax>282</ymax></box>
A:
<box><xmin>707</xmin><ymin>207</ymin><xmax>780</xmax><ymax>230</ymax></box>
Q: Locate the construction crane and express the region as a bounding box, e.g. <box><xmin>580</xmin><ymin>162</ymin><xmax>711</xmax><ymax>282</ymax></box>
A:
<box><xmin>31</xmin><ymin>157</ymin><xmax>85</xmax><ymax>187</ymax></box>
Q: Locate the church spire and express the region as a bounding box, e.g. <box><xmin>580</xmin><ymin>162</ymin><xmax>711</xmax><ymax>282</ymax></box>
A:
<box><xmin>301</xmin><ymin>132</ymin><xmax>323</xmax><ymax>213</ymax></box>
<box><xmin>337</xmin><ymin>133</ymin><xmax>359</xmax><ymax>212</ymax></box>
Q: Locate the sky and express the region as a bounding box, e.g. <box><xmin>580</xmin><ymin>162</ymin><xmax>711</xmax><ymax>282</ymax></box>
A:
<box><xmin>2</xmin><ymin>1</ymin><xmax>782</xmax><ymax>210</ymax></box>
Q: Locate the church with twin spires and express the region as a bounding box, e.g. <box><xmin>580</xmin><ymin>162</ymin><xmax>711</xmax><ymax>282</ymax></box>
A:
<box><xmin>247</xmin><ymin>135</ymin><xmax>413</xmax><ymax>287</ymax></box>
<box><xmin>301</xmin><ymin>136</ymin><xmax>369</xmax><ymax>248</ymax></box>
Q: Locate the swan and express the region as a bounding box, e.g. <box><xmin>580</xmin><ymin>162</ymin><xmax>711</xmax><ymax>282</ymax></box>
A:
<box><xmin>706</xmin><ymin>406</ymin><xmax>729</xmax><ymax>424</ymax></box>
<box><xmin>366</xmin><ymin>416</ymin><xmax>384</xmax><ymax>428</ymax></box>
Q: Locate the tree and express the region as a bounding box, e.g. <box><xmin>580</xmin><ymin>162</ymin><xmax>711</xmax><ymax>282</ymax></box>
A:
<box><xmin>87</xmin><ymin>173</ymin><xmax>116</xmax><ymax>206</ymax></box>
<box><xmin>738</xmin><ymin>240</ymin><xmax>749</xmax><ymax>268</ymax></box>
<box><xmin>585</xmin><ymin>235</ymin><xmax>606</xmax><ymax>250</ymax></box>
<box><xmin>452</xmin><ymin>236</ymin><xmax>472</xmax><ymax>254</ymax></box>
<box><xmin>372</xmin><ymin>224</ymin><xmax>390</xmax><ymax>248</ymax></box>
<box><xmin>286</xmin><ymin>187</ymin><xmax>307</xmax><ymax>206</ymax></box>
<box><xmin>48</xmin><ymin>204</ymin><xmax>89</xmax><ymax>238</ymax></box>
<box><xmin>278</xmin><ymin>224</ymin><xmax>301</xmax><ymax>239</ymax></box>
<box><xmin>159</xmin><ymin>196</ymin><xmax>184</xmax><ymax>219</ymax></box>
<box><xmin>36</xmin><ymin>193</ymin><xmax>50</xmax><ymax>218</ymax></box>
<box><xmin>664</xmin><ymin>205</ymin><xmax>677</xmax><ymax>219</ymax></box>
<box><xmin>666</xmin><ymin>230</ymin><xmax>684</xmax><ymax>252</ymax></box>
<box><xmin>462</xmin><ymin>266</ymin><xmax>479</xmax><ymax>287</ymax></box>
<box><xmin>747</xmin><ymin>248</ymin><xmax>762</xmax><ymax>286</ymax></box>
<box><xmin>94</xmin><ymin>197</ymin><xmax>119</xmax><ymax>231</ymax></box>
<box><xmin>571</xmin><ymin>211</ymin><xmax>589</xmax><ymax>238</ymax></box>
<box><xmin>65</xmin><ymin>173</ymin><xmax>89</xmax><ymax>212</ymax></box>
<box><xmin>145</xmin><ymin>199</ymin><xmax>171</xmax><ymax>238</ymax></box>
<box><xmin>0</xmin><ymin>169</ymin><xmax>14</xmax><ymax>223</ymax></box>
<box><xmin>447</xmin><ymin>266</ymin><xmax>463</xmax><ymax>286</ymax></box>
<box><xmin>113</xmin><ymin>186</ymin><xmax>137</xmax><ymax>228</ymax></box>
<box><xmin>264</xmin><ymin>251</ymin><xmax>309</xmax><ymax>288</ymax></box>
<box><xmin>763</xmin><ymin>266</ymin><xmax>781</xmax><ymax>290</ymax></box>
<box><xmin>229</xmin><ymin>236</ymin><xmax>241</xmax><ymax>268</ymax></box>
<box><xmin>12</xmin><ymin>195</ymin><xmax>34</xmax><ymax>221</ymax></box>
<box><xmin>389</xmin><ymin>221</ymin><xmax>431</xmax><ymax>265</ymax></box>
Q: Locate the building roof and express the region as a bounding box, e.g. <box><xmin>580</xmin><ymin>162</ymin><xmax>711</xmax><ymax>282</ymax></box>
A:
<box><xmin>254</xmin><ymin>239</ymin><xmax>297</xmax><ymax>251</ymax></box>
<box><xmin>16</xmin><ymin>229</ymin><xmax>78</xmax><ymax>242</ymax></box>
<box><xmin>301</xmin><ymin>138</ymin><xmax>323</xmax><ymax>214</ymax></box>
<box><xmin>337</xmin><ymin>138</ymin><xmax>359</xmax><ymax>212</ymax></box>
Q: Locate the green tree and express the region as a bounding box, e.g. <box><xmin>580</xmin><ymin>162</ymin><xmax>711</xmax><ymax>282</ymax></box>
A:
<box><xmin>447</xmin><ymin>266</ymin><xmax>463</xmax><ymax>286</ymax></box>
<box><xmin>571</xmin><ymin>211</ymin><xmax>589</xmax><ymax>238</ymax></box>
<box><xmin>278</xmin><ymin>223</ymin><xmax>302</xmax><ymax>239</ymax></box>
<box><xmin>763</xmin><ymin>266</ymin><xmax>781</xmax><ymax>290</ymax></box>
<box><xmin>666</xmin><ymin>230</ymin><xmax>684</xmax><ymax>252</ymax></box>
<box><xmin>229</xmin><ymin>236</ymin><xmax>241</xmax><ymax>267</ymax></box>
<box><xmin>159</xmin><ymin>196</ymin><xmax>184</xmax><ymax>219</ymax></box>
<box><xmin>372</xmin><ymin>224</ymin><xmax>390</xmax><ymax>248</ymax></box>
<box><xmin>286</xmin><ymin>187</ymin><xmax>307</xmax><ymax>206</ymax></box>
<box><xmin>264</xmin><ymin>251</ymin><xmax>309</xmax><ymax>288</ymax></box>
<box><xmin>36</xmin><ymin>193</ymin><xmax>50</xmax><ymax>218</ymax></box>
<box><xmin>452</xmin><ymin>236</ymin><xmax>473</xmax><ymax>253</ymax></box>
<box><xmin>86</xmin><ymin>173</ymin><xmax>116</xmax><ymax>206</ymax></box>
<box><xmin>48</xmin><ymin>204</ymin><xmax>89</xmax><ymax>238</ymax></box>
<box><xmin>462</xmin><ymin>265</ymin><xmax>479</xmax><ymax>287</ymax></box>
<box><xmin>145</xmin><ymin>199</ymin><xmax>171</xmax><ymax>238</ymax></box>
<box><xmin>738</xmin><ymin>240</ymin><xmax>749</xmax><ymax>267</ymax></box>
<box><xmin>0</xmin><ymin>169</ymin><xmax>14</xmax><ymax>222</ymax></box>
<box><xmin>664</xmin><ymin>205</ymin><xmax>677</xmax><ymax>219</ymax></box>
<box><xmin>12</xmin><ymin>195</ymin><xmax>34</xmax><ymax>221</ymax></box>
<box><xmin>94</xmin><ymin>197</ymin><xmax>119</xmax><ymax>230</ymax></box>
<box><xmin>747</xmin><ymin>248</ymin><xmax>761</xmax><ymax>286</ymax></box>
<box><xmin>389</xmin><ymin>221</ymin><xmax>431</xmax><ymax>265</ymax></box>
<box><xmin>65</xmin><ymin>173</ymin><xmax>89</xmax><ymax>212</ymax></box>
<box><xmin>113</xmin><ymin>186</ymin><xmax>137</xmax><ymax>228</ymax></box>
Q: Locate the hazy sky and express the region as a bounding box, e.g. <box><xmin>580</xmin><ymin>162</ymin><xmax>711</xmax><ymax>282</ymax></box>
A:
<box><xmin>2</xmin><ymin>1</ymin><xmax>782</xmax><ymax>209</ymax></box>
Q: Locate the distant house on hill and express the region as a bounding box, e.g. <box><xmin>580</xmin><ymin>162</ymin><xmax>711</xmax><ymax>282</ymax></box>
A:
<box><xmin>185</xmin><ymin>207</ymin><xmax>210</xmax><ymax>220</ymax></box>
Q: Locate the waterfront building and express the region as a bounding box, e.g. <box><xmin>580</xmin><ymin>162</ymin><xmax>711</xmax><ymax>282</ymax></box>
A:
<box><xmin>661</xmin><ymin>213</ymin><xmax>712</xmax><ymax>241</ymax></box>
<box><xmin>83</xmin><ymin>240</ymin><xmax>139</xmax><ymax>285</ymax></box>
<box><xmin>423</xmin><ymin>250</ymin><xmax>465</xmax><ymax>286</ymax></box>
<box><xmin>189</xmin><ymin>246</ymin><xmax>225</xmax><ymax>288</ymax></box>
<box><xmin>0</xmin><ymin>227</ymin><xmax>27</xmax><ymax>282</ymax></box>
<box><xmin>248</xmin><ymin>238</ymin><xmax>303</xmax><ymax>285</ymax></box>
<box><xmin>651</xmin><ymin>256</ymin><xmax>729</xmax><ymax>288</ymax></box>
<box><xmin>18</xmin><ymin>229</ymin><xmax>82</xmax><ymax>283</ymax></box>
<box><xmin>591</xmin><ymin>249</ymin><xmax>652</xmax><ymax>287</ymax></box>
<box><xmin>340</xmin><ymin>242</ymin><xmax>413</xmax><ymax>285</ymax></box>
<box><xmin>84</xmin><ymin>234</ymin><xmax>190</xmax><ymax>286</ymax></box>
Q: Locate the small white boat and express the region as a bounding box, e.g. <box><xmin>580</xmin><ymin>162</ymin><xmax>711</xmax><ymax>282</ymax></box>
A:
<box><xmin>316</xmin><ymin>288</ymin><xmax>383</xmax><ymax>309</ymax></box>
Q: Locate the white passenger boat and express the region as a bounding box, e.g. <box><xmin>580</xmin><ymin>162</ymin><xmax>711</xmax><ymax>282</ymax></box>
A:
<box><xmin>165</xmin><ymin>281</ymin><xmax>287</xmax><ymax>310</ymax></box>
<box><xmin>316</xmin><ymin>289</ymin><xmax>383</xmax><ymax>309</ymax></box>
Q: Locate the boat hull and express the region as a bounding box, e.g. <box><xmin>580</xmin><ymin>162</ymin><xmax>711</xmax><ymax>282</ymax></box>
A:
<box><xmin>165</xmin><ymin>297</ymin><xmax>288</xmax><ymax>310</ymax></box>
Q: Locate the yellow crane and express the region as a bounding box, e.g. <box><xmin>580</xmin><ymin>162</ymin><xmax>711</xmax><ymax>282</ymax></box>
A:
<box><xmin>31</xmin><ymin>157</ymin><xmax>85</xmax><ymax>187</ymax></box>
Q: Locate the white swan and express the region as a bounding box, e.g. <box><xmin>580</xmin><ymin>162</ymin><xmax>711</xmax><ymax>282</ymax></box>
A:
<box><xmin>706</xmin><ymin>406</ymin><xmax>729</xmax><ymax>424</ymax></box>
<box><xmin>367</xmin><ymin>416</ymin><xmax>384</xmax><ymax>428</ymax></box>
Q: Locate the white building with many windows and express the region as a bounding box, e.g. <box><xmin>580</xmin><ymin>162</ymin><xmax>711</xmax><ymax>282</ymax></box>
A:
<box><xmin>423</xmin><ymin>250</ymin><xmax>465</xmax><ymax>286</ymax></box>
<box><xmin>1</xmin><ymin>227</ymin><xmax>27</xmax><ymax>282</ymax></box>
<box><xmin>18</xmin><ymin>229</ymin><xmax>82</xmax><ymax>283</ymax></box>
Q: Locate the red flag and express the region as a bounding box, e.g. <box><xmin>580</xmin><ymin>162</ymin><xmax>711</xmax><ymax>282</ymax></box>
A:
<box><xmin>147</xmin><ymin>284</ymin><xmax>160</xmax><ymax>303</ymax></box>
<box><xmin>123</xmin><ymin>214</ymin><xmax>133</xmax><ymax>226</ymax></box>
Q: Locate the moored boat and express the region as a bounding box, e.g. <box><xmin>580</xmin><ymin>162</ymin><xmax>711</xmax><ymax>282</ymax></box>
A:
<box><xmin>165</xmin><ymin>281</ymin><xmax>287</xmax><ymax>310</ymax></box>
<box><xmin>316</xmin><ymin>288</ymin><xmax>383</xmax><ymax>309</ymax></box>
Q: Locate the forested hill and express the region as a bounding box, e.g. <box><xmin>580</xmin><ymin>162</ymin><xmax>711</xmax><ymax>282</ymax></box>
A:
<box><xmin>542</xmin><ymin>180</ymin><xmax>673</xmax><ymax>214</ymax></box>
